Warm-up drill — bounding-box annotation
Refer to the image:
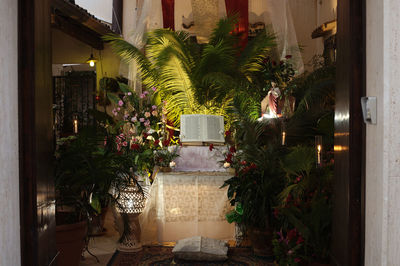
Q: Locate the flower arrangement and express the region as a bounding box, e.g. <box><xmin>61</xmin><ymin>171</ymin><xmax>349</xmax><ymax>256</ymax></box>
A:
<box><xmin>105</xmin><ymin>83</ymin><xmax>173</xmax><ymax>176</ymax></box>
<box><xmin>153</xmin><ymin>146</ymin><xmax>179</xmax><ymax>168</ymax></box>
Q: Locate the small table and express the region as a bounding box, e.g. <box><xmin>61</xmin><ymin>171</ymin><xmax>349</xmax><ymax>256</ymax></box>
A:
<box><xmin>140</xmin><ymin>171</ymin><xmax>235</xmax><ymax>244</ymax></box>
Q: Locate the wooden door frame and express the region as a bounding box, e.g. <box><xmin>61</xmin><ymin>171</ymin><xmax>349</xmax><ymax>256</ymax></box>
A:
<box><xmin>19</xmin><ymin>0</ymin><xmax>57</xmax><ymax>265</ymax></box>
<box><xmin>331</xmin><ymin>0</ymin><xmax>366</xmax><ymax>265</ymax></box>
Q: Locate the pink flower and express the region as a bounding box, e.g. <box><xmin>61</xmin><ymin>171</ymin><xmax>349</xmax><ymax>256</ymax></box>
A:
<box><xmin>140</xmin><ymin>93</ymin><xmax>145</xmax><ymax>99</ymax></box>
<box><xmin>144</xmin><ymin>120</ymin><xmax>150</xmax><ymax>127</ymax></box>
<box><xmin>143</xmin><ymin>91</ymin><xmax>149</xmax><ymax>95</ymax></box>
<box><xmin>118</xmin><ymin>100</ymin><xmax>124</xmax><ymax>106</ymax></box>
<box><xmin>139</xmin><ymin>117</ymin><xmax>145</xmax><ymax>122</ymax></box>
<box><xmin>117</xmin><ymin>107</ymin><xmax>121</xmax><ymax>111</ymax></box>
<box><xmin>144</xmin><ymin>112</ymin><xmax>151</xmax><ymax>118</ymax></box>
<box><xmin>122</xmin><ymin>141</ymin><xmax>128</xmax><ymax>146</ymax></box>
<box><xmin>112</xmin><ymin>108</ymin><xmax>118</xmax><ymax>116</ymax></box>
<box><xmin>152</xmin><ymin>105</ymin><xmax>157</xmax><ymax>110</ymax></box>
<box><xmin>152</xmin><ymin>110</ymin><xmax>158</xmax><ymax>116</ymax></box>
<box><xmin>131</xmin><ymin>116</ymin><xmax>137</xmax><ymax>122</ymax></box>
<box><xmin>127</xmin><ymin>92</ymin><xmax>132</xmax><ymax>96</ymax></box>
<box><xmin>152</xmin><ymin>87</ymin><xmax>157</xmax><ymax>91</ymax></box>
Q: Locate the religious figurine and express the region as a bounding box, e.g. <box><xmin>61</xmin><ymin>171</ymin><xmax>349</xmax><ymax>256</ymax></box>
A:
<box><xmin>261</xmin><ymin>82</ymin><xmax>296</xmax><ymax>119</ymax></box>
<box><xmin>261</xmin><ymin>82</ymin><xmax>281</xmax><ymax>118</ymax></box>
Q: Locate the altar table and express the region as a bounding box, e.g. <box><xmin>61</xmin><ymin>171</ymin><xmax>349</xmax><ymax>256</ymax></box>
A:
<box><xmin>139</xmin><ymin>171</ymin><xmax>235</xmax><ymax>244</ymax></box>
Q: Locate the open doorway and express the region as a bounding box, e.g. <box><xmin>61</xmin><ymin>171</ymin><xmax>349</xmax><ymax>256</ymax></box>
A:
<box><xmin>17</xmin><ymin>0</ymin><xmax>364</xmax><ymax>265</ymax></box>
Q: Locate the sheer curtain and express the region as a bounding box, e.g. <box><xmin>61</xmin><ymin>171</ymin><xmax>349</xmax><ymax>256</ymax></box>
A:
<box><xmin>124</xmin><ymin>0</ymin><xmax>163</xmax><ymax>94</ymax></box>
<box><xmin>249</xmin><ymin>0</ymin><xmax>304</xmax><ymax>74</ymax></box>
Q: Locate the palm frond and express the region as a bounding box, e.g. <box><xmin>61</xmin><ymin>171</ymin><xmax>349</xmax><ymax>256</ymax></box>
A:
<box><xmin>103</xmin><ymin>34</ymin><xmax>158</xmax><ymax>88</ymax></box>
<box><xmin>239</xmin><ymin>30</ymin><xmax>276</xmax><ymax>79</ymax></box>
<box><xmin>209</xmin><ymin>15</ymin><xmax>238</xmax><ymax>46</ymax></box>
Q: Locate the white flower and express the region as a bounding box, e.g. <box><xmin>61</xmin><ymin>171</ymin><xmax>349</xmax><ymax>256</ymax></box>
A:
<box><xmin>223</xmin><ymin>162</ymin><xmax>231</xmax><ymax>168</ymax></box>
<box><xmin>169</xmin><ymin>161</ymin><xmax>176</xmax><ymax>168</ymax></box>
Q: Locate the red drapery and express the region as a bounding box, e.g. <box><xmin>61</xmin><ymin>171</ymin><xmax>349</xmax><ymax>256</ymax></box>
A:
<box><xmin>224</xmin><ymin>0</ymin><xmax>249</xmax><ymax>48</ymax></box>
<box><xmin>162</xmin><ymin>0</ymin><xmax>175</xmax><ymax>30</ymax></box>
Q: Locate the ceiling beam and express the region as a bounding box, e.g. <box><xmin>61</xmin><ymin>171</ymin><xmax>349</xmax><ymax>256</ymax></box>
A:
<box><xmin>51</xmin><ymin>12</ymin><xmax>104</xmax><ymax>50</ymax></box>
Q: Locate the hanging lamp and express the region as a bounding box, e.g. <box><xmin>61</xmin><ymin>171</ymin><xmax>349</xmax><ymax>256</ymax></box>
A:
<box><xmin>86</xmin><ymin>49</ymin><xmax>97</xmax><ymax>67</ymax></box>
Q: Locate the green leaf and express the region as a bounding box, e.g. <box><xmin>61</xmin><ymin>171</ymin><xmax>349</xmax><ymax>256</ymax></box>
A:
<box><xmin>107</xmin><ymin>92</ymin><xmax>121</xmax><ymax>104</ymax></box>
<box><xmin>90</xmin><ymin>195</ymin><xmax>102</xmax><ymax>214</ymax></box>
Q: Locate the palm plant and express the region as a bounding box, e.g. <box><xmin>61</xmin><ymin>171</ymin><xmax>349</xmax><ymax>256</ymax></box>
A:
<box><xmin>103</xmin><ymin>16</ymin><xmax>275</xmax><ymax>126</ymax></box>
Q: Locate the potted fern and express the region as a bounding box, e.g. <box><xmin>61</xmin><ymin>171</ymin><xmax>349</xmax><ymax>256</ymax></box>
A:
<box><xmin>55</xmin><ymin>127</ymin><xmax>133</xmax><ymax>266</ymax></box>
<box><xmin>221</xmin><ymin>95</ymin><xmax>287</xmax><ymax>259</ymax></box>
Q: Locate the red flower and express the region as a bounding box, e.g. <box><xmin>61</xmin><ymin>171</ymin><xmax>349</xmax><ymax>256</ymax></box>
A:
<box><xmin>287</xmin><ymin>229</ymin><xmax>297</xmax><ymax>241</ymax></box>
<box><xmin>162</xmin><ymin>139</ymin><xmax>170</xmax><ymax>146</ymax></box>
<box><xmin>226</xmin><ymin>153</ymin><xmax>233</xmax><ymax>163</ymax></box>
<box><xmin>273</xmin><ymin>208</ymin><xmax>279</xmax><ymax>218</ymax></box>
<box><xmin>143</xmin><ymin>132</ymin><xmax>149</xmax><ymax>139</ymax></box>
<box><xmin>130</xmin><ymin>143</ymin><xmax>140</xmax><ymax>150</ymax></box>
<box><xmin>240</xmin><ymin>160</ymin><xmax>247</xmax><ymax>165</ymax></box>
<box><xmin>296</xmin><ymin>236</ymin><xmax>304</xmax><ymax>245</ymax></box>
<box><xmin>294</xmin><ymin>258</ymin><xmax>301</xmax><ymax>263</ymax></box>
<box><xmin>209</xmin><ymin>143</ymin><xmax>214</xmax><ymax>151</ymax></box>
<box><xmin>225</xmin><ymin>130</ymin><xmax>231</xmax><ymax>137</ymax></box>
<box><xmin>285</xmin><ymin>54</ymin><xmax>292</xmax><ymax>59</ymax></box>
<box><xmin>154</xmin><ymin>139</ymin><xmax>160</xmax><ymax>146</ymax></box>
<box><xmin>272</xmin><ymin>60</ymin><xmax>277</xmax><ymax>66</ymax></box>
<box><xmin>229</xmin><ymin>146</ymin><xmax>236</xmax><ymax>153</ymax></box>
<box><xmin>250</xmin><ymin>163</ymin><xmax>257</xmax><ymax>169</ymax></box>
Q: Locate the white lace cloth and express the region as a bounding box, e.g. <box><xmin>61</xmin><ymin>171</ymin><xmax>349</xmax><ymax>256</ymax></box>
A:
<box><xmin>139</xmin><ymin>171</ymin><xmax>235</xmax><ymax>244</ymax></box>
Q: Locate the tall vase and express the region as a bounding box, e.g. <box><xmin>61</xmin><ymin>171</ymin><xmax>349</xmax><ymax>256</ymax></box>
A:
<box><xmin>112</xmin><ymin>182</ymin><xmax>145</xmax><ymax>252</ymax></box>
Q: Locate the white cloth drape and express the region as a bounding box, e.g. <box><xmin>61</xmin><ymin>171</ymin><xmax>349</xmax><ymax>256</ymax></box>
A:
<box><xmin>249</xmin><ymin>0</ymin><xmax>304</xmax><ymax>74</ymax></box>
<box><xmin>122</xmin><ymin>0</ymin><xmax>304</xmax><ymax>87</ymax></box>
<box><xmin>139</xmin><ymin>172</ymin><xmax>235</xmax><ymax>244</ymax></box>
<box><xmin>125</xmin><ymin>0</ymin><xmax>163</xmax><ymax>94</ymax></box>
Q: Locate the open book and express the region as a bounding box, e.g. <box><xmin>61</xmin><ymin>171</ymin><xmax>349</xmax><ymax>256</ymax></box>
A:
<box><xmin>180</xmin><ymin>114</ymin><xmax>224</xmax><ymax>144</ymax></box>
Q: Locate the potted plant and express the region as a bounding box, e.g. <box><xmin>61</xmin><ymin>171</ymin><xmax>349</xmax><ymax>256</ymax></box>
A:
<box><xmin>55</xmin><ymin>127</ymin><xmax>132</xmax><ymax>266</ymax></box>
<box><xmin>221</xmin><ymin>99</ymin><xmax>286</xmax><ymax>259</ymax></box>
<box><xmin>273</xmin><ymin>146</ymin><xmax>333</xmax><ymax>266</ymax></box>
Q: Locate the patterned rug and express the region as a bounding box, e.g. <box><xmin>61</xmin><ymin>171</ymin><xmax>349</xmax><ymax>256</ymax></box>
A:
<box><xmin>107</xmin><ymin>246</ymin><xmax>275</xmax><ymax>266</ymax></box>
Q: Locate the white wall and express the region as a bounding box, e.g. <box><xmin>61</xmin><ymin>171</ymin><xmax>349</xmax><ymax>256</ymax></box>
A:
<box><xmin>288</xmin><ymin>0</ymin><xmax>336</xmax><ymax>67</ymax></box>
<box><xmin>365</xmin><ymin>0</ymin><xmax>400</xmax><ymax>265</ymax></box>
<box><xmin>0</xmin><ymin>0</ymin><xmax>21</xmax><ymax>265</ymax></box>
<box><xmin>75</xmin><ymin>0</ymin><xmax>113</xmax><ymax>23</ymax></box>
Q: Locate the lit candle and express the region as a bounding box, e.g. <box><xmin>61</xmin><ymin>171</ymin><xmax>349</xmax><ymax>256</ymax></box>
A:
<box><xmin>73</xmin><ymin>118</ymin><xmax>78</xmax><ymax>134</ymax></box>
<box><xmin>282</xmin><ymin>131</ymin><xmax>286</xmax><ymax>146</ymax></box>
<box><xmin>315</xmin><ymin>135</ymin><xmax>323</xmax><ymax>167</ymax></box>
<box><xmin>317</xmin><ymin>144</ymin><xmax>321</xmax><ymax>165</ymax></box>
